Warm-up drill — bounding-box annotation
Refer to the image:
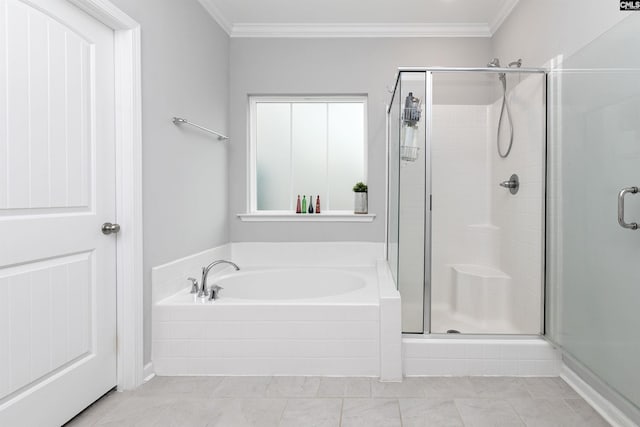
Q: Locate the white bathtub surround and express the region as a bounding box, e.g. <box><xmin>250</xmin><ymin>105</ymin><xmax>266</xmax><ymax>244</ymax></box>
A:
<box><xmin>403</xmin><ymin>337</ymin><xmax>561</xmax><ymax>377</ymax></box>
<box><xmin>152</xmin><ymin>242</ymin><xmax>401</xmax><ymax>380</ymax></box>
<box><xmin>377</xmin><ymin>260</ymin><xmax>402</xmax><ymax>382</ymax></box>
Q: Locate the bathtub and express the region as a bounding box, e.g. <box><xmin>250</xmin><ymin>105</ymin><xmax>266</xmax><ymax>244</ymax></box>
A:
<box><xmin>161</xmin><ymin>268</ymin><xmax>377</xmax><ymax>304</ymax></box>
<box><xmin>152</xmin><ymin>245</ymin><xmax>401</xmax><ymax>379</ymax></box>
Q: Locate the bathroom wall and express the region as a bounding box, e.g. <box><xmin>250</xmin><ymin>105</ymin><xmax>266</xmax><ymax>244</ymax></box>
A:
<box><xmin>228</xmin><ymin>37</ymin><xmax>492</xmax><ymax>242</ymax></box>
<box><xmin>109</xmin><ymin>0</ymin><xmax>230</xmax><ymax>365</ymax></box>
<box><xmin>492</xmin><ymin>0</ymin><xmax>630</xmax><ymax>67</ymax></box>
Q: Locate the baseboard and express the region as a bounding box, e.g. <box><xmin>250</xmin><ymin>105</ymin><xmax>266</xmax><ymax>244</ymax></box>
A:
<box><xmin>561</xmin><ymin>363</ymin><xmax>638</xmax><ymax>427</ymax></box>
<box><xmin>143</xmin><ymin>362</ymin><xmax>155</xmax><ymax>382</ymax></box>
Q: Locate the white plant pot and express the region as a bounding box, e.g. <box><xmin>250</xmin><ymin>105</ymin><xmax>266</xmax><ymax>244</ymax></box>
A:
<box><xmin>354</xmin><ymin>192</ymin><xmax>368</xmax><ymax>214</ymax></box>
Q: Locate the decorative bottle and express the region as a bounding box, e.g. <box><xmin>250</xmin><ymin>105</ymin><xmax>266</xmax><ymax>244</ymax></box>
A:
<box><xmin>295</xmin><ymin>195</ymin><xmax>301</xmax><ymax>214</ymax></box>
<box><xmin>308</xmin><ymin>195</ymin><xmax>314</xmax><ymax>213</ymax></box>
<box><xmin>301</xmin><ymin>195</ymin><xmax>307</xmax><ymax>214</ymax></box>
<box><xmin>315</xmin><ymin>195</ymin><xmax>321</xmax><ymax>214</ymax></box>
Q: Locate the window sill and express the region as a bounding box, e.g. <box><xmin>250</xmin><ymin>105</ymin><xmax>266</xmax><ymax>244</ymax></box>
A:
<box><xmin>237</xmin><ymin>212</ymin><xmax>376</xmax><ymax>222</ymax></box>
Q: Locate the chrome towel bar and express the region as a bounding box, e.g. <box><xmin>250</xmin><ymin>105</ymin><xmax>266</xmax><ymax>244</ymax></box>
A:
<box><xmin>172</xmin><ymin>117</ymin><xmax>229</xmax><ymax>141</ymax></box>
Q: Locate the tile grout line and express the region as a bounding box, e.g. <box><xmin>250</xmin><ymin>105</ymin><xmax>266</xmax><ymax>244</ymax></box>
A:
<box><xmin>396</xmin><ymin>397</ymin><xmax>403</xmax><ymax>427</ymax></box>
<box><xmin>505</xmin><ymin>397</ymin><xmax>529</xmax><ymax>426</ymax></box>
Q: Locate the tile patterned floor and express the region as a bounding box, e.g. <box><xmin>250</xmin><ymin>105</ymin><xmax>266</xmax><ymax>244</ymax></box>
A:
<box><xmin>65</xmin><ymin>376</ymin><xmax>611</xmax><ymax>427</ymax></box>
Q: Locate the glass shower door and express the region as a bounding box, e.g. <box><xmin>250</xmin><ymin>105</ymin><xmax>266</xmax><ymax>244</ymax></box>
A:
<box><xmin>547</xmin><ymin>15</ymin><xmax>640</xmax><ymax>417</ymax></box>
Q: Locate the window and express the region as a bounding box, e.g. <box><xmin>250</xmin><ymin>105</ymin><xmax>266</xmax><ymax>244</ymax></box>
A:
<box><xmin>249</xmin><ymin>96</ymin><xmax>367</xmax><ymax>212</ymax></box>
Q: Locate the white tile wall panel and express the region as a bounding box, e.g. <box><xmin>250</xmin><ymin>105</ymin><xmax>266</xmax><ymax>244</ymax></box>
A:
<box><xmin>153</xmin><ymin>357</ymin><xmax>380</xmax><ymax>377</ymax></box>
<box><xmin>190</xmin><ymin>340</ymin><xmax>379</xmax><ymax>359</ymax></box>
<box><xmin>154</xmin><ymin>304</ymin><xmax>379</xmax><ymax>322</ymax></box>
<box><xmin>153</xmin><ymin>308</ymin><xmax>381</xmax><ymax>376</ymax></box>
<box><xmin>403</xmin><ymin>338</ymin><xmax>561</xmax><ymax>377</ymax></box>
<box><xmin>154</xmin><ymin>320</ymin><xmax>380</xmax><ymax>341</ymax></box>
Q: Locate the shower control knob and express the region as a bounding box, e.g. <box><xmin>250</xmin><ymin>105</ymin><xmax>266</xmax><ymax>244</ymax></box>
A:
<box><xmin>101</xmin><ymin>222</ymin><xmax>121</xmax><ymax>235</ymax></box>
<box><xmin>499</xmin><ymin>174</ymin><xmax>519</xmax><ymax>195</ymax></box>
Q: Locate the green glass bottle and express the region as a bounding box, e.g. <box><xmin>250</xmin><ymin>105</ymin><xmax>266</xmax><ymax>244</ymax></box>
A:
<box><xmin>301</xmin><ymin>195</ymin><xmax>307</xmax><ymax>214</ymax></box>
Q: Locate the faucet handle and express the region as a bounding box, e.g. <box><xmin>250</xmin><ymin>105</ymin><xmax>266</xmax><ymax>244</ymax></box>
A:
<box><xmin>208</xmin><ymin>285</ymin><xmax>224</xmax><ymax>301</ymax></box>
<box><xmin>187</xmin><ymin>277</ymin><xmax>198</xmax><ymax>294</ymax></box>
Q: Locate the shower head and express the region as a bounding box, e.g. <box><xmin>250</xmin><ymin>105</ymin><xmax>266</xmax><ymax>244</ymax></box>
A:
<box><xmin>508</xmin><ymin>58</ymin><xmax>522</xmax><ymax>68</ymax></box>
<box><xmin>488</xmin><ymin>58</ymin><xmax>506</xmax><ymax>83</ymax></box>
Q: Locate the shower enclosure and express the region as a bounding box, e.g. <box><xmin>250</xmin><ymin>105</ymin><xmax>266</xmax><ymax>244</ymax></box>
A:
<box><xmin>387</xmin><ymin>14</ymin><xmax>640</xmax><ymax>423</ymax></box>
<box><xmin>387</xmin><ymin>66</ymin><xmax>547</xmax><ymax>335</ymax></box>
<box><xmin>545</xmin><ymin>15</ymin><xmax>640</xmax><ymax>423</ymax></box>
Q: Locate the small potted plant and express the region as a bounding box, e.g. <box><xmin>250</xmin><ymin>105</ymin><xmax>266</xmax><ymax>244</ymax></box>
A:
<box><xmin>353</xmin><ymin>182</ymin><xmax>368</xmax><ymax>214</ymax></box>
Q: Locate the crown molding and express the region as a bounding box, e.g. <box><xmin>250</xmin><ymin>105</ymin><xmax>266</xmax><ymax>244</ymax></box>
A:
<box><xmin>230</xmin><ymin>23</ymin><xmax>492</xmax><ymax>38</ymax></box>
<box><xmin>197</xmin><ymin>0</ymin><xmax>520</xmax><ymax>39</ymax></box>
<box><xmin>197</xmin><ymin>0</ymin><xmax>232</xmax><ymax>35</ymax></box>
<box><xmin>489</xmin><ymin>0</ymin><xmax>520</xmax><ymax>35</ymax></box>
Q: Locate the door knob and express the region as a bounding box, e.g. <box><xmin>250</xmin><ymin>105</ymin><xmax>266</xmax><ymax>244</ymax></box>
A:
<box><xmin>102</xmin><ymin>222</ymin><xmax>121</xmax><ymax>235</ymax></box>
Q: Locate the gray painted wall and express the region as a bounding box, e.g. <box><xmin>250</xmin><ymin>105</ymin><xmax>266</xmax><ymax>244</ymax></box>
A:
<box><xmin>492</xmin><ymin>0</ymin><xmax>630</xmax><ymax>67</ymax></box>
<box><xmin>107</xmin><ymin>0</ymin><xmax>631</xmax><ymax>367</ymax></box>
<box><xmin>109</xmin><ymin>0</ymin><xmax>230</xmax><ymax>364</ymax></box>
<box><xmin>228</xmin><ymin>38</ymin><xmax>492</xmax><ymax>242</ymax></box>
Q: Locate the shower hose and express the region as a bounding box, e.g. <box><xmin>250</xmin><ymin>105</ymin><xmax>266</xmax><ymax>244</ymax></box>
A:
<box><xmin>496</xmin><ymin>75</ymin><xmax>514</xmax><ymax>158</ymax></box>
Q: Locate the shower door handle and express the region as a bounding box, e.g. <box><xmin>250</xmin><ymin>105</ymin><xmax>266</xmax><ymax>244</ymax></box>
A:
<box><xmin>618</xmin><ymin>187</ymin><xmax>639</xmax><ymax>230</ymax></box>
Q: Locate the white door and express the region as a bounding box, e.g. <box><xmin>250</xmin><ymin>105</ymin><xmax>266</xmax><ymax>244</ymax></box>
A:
<box><xmin>0</xmin><ymin>0</ymin><xmax>117</xmax><ymax>425</ymax></box>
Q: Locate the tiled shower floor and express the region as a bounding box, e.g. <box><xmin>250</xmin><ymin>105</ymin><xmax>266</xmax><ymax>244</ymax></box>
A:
<box><xmin>65</xmin><ymin>376</ymin><xmax>610</xmax><ymax>426</ymax></box>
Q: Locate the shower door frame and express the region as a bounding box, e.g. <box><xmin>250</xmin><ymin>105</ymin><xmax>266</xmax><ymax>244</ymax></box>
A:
<box><xmin>388</xmin><ymin>66</ymin><xmax>547</xmax><ymax>336</ymax></box>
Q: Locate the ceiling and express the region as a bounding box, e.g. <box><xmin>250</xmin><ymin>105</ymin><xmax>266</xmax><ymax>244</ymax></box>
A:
<box><xmin>197</xmin><ymin>0</ymin><xmax>520</xmax><ymax>37</ymax></box>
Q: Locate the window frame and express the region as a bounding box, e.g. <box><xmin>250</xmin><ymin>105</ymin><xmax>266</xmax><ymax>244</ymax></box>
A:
<box><xmin>247</xmin><ymin>95</ymin><xmax>368</xmax><ymax>214</ymax></box>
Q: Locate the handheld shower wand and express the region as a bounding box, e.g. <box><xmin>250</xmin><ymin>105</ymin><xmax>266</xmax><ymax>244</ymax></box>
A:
<box><xmin>487</xmin><ymin>58</ymin><xmax>521</xmax><ymax>158</ymax></box>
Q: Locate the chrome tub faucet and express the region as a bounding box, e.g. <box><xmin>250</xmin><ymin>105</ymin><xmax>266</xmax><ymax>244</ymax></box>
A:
<box><xmin>198</xmin><ymin>259</ymin><xmax>240</xmax><ymax>298</ymax></box>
